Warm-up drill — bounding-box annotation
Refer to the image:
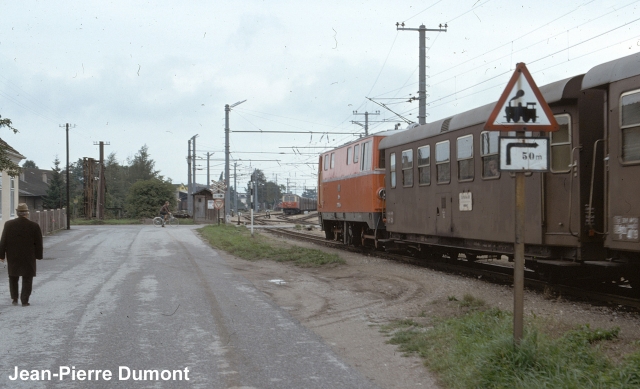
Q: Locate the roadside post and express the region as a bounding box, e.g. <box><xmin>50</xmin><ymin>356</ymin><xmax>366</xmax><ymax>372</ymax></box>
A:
<box><xmin>484</xmin><ymin>63</ymin><xmax>558</xmax><ymax>344</ymax></box>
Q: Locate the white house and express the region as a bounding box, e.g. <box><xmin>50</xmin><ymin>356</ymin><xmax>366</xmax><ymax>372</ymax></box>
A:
<box><xmin>0</xmin><ymin>138</ymin><xmax>25</xmax><ymax>235</ymax></box>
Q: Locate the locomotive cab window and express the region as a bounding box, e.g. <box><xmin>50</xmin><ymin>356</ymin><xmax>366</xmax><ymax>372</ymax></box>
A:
<box><xmin>401</xmin><ymin>149</ymin><xmax>413</xmax><ymax>187</ymax></box>
<box><xmin>330</xmin><ymin>152</ymin><xmax>335</xmax><ymax>169</ymax></box>
<box><xmin>481</xmin><ymin>131</ymin><xmax>500</xmax><ymax>179</ymax></box>
<box><xmin>346</xmin><ymin>147</ymin><xmax>352</xmax><ymax>165</ymax></box>
<box><xmin>324</xmin><ymin>154</ymin><xmax>329</xmax><ymax>171</ymax></box>
<box><xmin>390</xmin><ymin>152</ymin><xmax>396</xmax><ymax>188</ymax></box>
<box><xmin>436</xmin><ymin>140</ymin><xmax>450</xmax><ymax>184</ymax></box>
<box><xmin>361</xmin><ymin>141</ymin><xmax>372</xmax><ymax>171</ymax></box>
<box><xmin>354</xmin><ymin>144</ymin><xmax>360</xmax><ymax>164</ymax></box>
<box><xmin>551</xmin><ymin>114</ymin><xmax>571</xmax><ymax>172</ymax></box>
<box><xmin>418</xmin><ymin>145</ymin><xmax>430</xmax><ymax>185</ymax></box>
<box><xmin>457</xmin><ymin>135</ymin><xmax>474</xmax><ymax>181</ymax></box>
<box><xmin>621</xmin><ymin>90</ymin><xmax>640</xmax><ymax>163</ymax></box>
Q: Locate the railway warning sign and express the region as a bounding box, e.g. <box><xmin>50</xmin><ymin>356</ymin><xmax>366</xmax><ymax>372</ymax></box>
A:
<box><xmin>213</xmin><ymin>199</ymin><xmax>224</xmax><ymax>209</ymax></box>
<box><xmin>485</xmin><ymin>63</ymin><xmax>558</xmax><ymax>132</ymax></box>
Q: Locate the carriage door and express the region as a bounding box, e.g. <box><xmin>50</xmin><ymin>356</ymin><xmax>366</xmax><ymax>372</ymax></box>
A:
<box><xmin>544</xmin><ymin>114</ymin><xmax>575</xmax><ymax>240</ymax></box>
<box><xmin>435</xmin><ymin>141</ymin><xmax>452</xmax><ymax>235</ymax></box>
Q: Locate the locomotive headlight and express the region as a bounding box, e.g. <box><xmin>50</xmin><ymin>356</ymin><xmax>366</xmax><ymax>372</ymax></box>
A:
<box><xmin>377</xmin><ymin>188</ymin><xmax>386</xmax><ymax>200</ymax></box>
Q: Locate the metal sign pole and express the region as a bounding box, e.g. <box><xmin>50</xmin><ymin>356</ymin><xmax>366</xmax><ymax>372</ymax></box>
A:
<box><xmin>514</xmin><ymin>170</ymin><xmax>525</xmax><ymax>344</ymax></box>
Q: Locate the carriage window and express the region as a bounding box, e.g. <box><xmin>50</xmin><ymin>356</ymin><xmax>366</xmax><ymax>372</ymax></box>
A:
<box><xmin>361</xmin><ymin>141</ymin><xmax>372</xmax><ymax>171</ymax></box>
<box><xmin>481</xmin><ymin>131</ymin><xmax>500</xmax><ymax>179</ymax></box>
<box><xmin>436</xmin><ymin>141</ymin><xmax>450</xmax><ymax>184</ymax></box>
<box><xmin>621</xmin><ymin>90</ymin><xmax>640</xmax><ymax>162</ymax></box>
<box><xmin>457</xmin><ymin>135</ymin><xmax>474</xmax><ymax>181</ymax></box>
<box><xmin>354</xmin><ymin>144</ymin><xmax>360</xmax><ymax>163</ymax></box>
<box><xmin>330</xmin><ymin>153</ymin><xmax>335</xmax><ymax>169</ymax></box>
<box><xmin>417</xmin><ymin>145</ymin><xmax>430</xmax><ymax>185</ymax></box>
<box><xmin>390</xmin><ymin>152</ymin><xmax>396</xmax><ymax>188</ymax></box>
<box><xmin>324</xmin><ymin>154</ymin><xmax>329</xmax><ymax>171</ymax></box>
<box><xmin>346</xmin><ymin>147</ymin><xmax>352</xmax><ymax>165</ymax></box>
<box><xmin>401</xmin><ymin>149</ymin><xmax>413</xmax><ymax>187</ymax></box>
<box><xmin>551</xmin><ymin>114</ymin><xmax>571</xmax><ymax>172</ymax></box>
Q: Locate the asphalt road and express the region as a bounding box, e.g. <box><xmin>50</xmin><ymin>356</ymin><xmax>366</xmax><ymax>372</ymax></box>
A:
<box><xmin>0</xmin><ymin>225</ymin><xmax>379</xmax><ymax>389</ymax></box>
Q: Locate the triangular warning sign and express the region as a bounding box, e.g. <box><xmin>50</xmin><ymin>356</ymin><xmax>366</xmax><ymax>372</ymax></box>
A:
<box><xmin>485</xmin><ymin>63</ymin><xmax>559</xmax><ymax>132</ymax></box>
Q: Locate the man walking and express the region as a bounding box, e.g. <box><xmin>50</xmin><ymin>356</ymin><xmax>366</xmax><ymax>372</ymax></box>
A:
<box><xmin>0</xmin><ymin>203</ymin><xmax>43</xmax><ymax>307</ymax></box>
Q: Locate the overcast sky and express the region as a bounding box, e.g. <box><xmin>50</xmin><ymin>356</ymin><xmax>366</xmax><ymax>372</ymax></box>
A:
<box><xmin>1</xmin><ymin>0</ymin><xmax>639</xmax><ymax>193</ymax></box>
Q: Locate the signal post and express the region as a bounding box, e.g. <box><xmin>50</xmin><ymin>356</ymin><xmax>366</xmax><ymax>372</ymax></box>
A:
<box><xmin>485</xmin><ymin>63</ymin><xmax>558</xmax><ymax>344</ymax></box>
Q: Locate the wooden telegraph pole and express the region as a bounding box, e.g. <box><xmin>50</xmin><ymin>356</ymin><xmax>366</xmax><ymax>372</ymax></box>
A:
<box><xmin>484</xmin><ymin>63</ymin><xmax>559</xmax><ymax>344</ymax></box>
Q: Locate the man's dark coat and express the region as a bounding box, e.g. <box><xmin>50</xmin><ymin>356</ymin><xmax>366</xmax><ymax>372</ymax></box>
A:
<box><xmin>0</xmin><ymin>217</ymin><xmax>43</xmax><ymax>277</ymax></box>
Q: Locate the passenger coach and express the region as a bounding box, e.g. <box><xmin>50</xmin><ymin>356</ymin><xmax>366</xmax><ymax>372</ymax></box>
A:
<box><xmin>380</xmin><ymin>73</ymin><xmax>606</xmax><ymax>278</ymax></box>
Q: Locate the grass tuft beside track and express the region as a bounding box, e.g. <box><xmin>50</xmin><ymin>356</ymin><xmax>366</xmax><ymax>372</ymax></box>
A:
<box><xmin>381</xmin><ymin>294</ymin><xmax>640</xmax><ymax>389</ymax></box>
<box><xmin>198</xmin><ymin>224</ymin><xmax>344</xmax><ymax>267</ymax></box>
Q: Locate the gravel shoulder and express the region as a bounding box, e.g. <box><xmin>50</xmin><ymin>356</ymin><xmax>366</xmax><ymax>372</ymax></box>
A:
<box><xmin>213</xmin><ymin>227</ymin><xmax>640</xmax><ymax>389</ymax></box>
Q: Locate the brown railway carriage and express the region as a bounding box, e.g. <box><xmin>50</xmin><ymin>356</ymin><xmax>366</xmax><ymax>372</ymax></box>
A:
<box><xmin>582</xmin><ymin>52</ymin><xmax>640</xmax><ymax>281</ymax></box>
<box><xmin>318</xmin><ymin>135</ymin><xmax>387</xmax><ymax>245</ymax></box>
<box><xmin>379</xmin><ymin>74</ymin><xmax>607</xmax><ymax>275</ymax></box>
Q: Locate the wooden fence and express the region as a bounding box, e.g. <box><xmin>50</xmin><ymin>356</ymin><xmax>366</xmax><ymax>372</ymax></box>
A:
<box><xmin>28</xmin><ymin>208</ymin><xmax>67</xmax><ymax>235</ymax></box>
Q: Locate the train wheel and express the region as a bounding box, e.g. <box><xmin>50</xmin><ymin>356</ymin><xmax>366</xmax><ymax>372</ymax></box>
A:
<box><xmin>448</xmin><ymin>250</ymin><xmax>459</xmax><ymax>261</ymax></box>
<box><xmin>466</xmin><ymin>253</ymin><xmax>478</xmax><ymax>262</ymax></box>
<box><xmin>361</xmin><ymin>229</ymin><xmax>367</xmax><ymax>246</ymax></box>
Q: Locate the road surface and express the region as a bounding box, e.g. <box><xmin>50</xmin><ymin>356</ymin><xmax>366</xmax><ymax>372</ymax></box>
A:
<box><xmin>0</xmin><ymin>225</ymin><xmax>378</xmax><ymax>389</ymax></box>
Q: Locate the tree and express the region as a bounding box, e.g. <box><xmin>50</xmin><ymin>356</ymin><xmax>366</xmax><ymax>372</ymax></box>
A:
<box><xmin>43</xmin><ymin>157</ymin><xmax>66</xmax><ymax>209</ymax></box>
<box><xmin>22</xmin><ymin>160</ymin><xmax>38</xmax><ymax>168</ymax></box>
<box><xmin>127</xmin><ymin>145</ymin><xmax>160</xmax><ymax>184</ymax></box>
<box><xmin>104</xmin><ymin>152</ymin><xmax>128</xmax><ymax>209</ymax></box>
<box><xmin>124</xmin><ymin>179</ymin><xmax>175</xmax><ymax>218</ymax></box>
<box><xmin>0</xmin><ymin>115</ymin><xmax>21</xmax><ymax>177</ymax></box>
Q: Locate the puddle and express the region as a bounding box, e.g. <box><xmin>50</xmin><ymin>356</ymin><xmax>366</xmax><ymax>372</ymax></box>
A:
<box><xmin>269</xmin><ymin>279</ymin><xmax>286</xmax><ymax>285</ymax></box>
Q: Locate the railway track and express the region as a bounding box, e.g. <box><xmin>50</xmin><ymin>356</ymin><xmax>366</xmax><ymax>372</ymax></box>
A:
<box><xmin>239</xmin><ymin>213</ymin><xmax>640</xmax><ymax>310</ymax></box>
<box><xmin>268</xmin><ymin>223</ymin><xmax>640</xmax><ymax>310</ymax></box>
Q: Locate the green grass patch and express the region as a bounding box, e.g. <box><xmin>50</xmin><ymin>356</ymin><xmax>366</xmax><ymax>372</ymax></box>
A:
<box><xmin>198</xmin><ymin>224</ymin><xmax>345</xmax><ymax>267</ymax></box>
<box><xmin>381</xmin><ymin>300</ymin><xmax>640</xmax><ymax>389</ymax></box>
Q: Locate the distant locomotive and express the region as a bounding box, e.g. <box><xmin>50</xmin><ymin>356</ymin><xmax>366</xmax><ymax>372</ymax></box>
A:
<box><xmin>318</xmin><ymin>52</ymin><xmax>640</xmax><ymax>289</ymax></box>
<box><xmin>281</xmin><ymin>194</ymin><xmax>316</xmax><ymax>215</ymax></box>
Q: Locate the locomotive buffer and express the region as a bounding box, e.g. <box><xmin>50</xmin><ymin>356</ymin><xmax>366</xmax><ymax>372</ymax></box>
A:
<box><xmin>485</xmin><ymin>63</ymin><xmax>558</xmax><ymax>345</ymax></box>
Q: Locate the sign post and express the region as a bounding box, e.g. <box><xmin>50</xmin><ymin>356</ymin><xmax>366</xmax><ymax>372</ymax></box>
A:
<box><xmin>485</xmin><ymin>63</ymin><xmax>558</xmax><ymax>345</ymax></box>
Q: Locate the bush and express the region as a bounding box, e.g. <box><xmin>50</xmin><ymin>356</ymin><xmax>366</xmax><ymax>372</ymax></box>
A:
<box><xmin>124</xmin><ymin>179</ymin><xmax>176</xmax><ymax>218</ymax></box>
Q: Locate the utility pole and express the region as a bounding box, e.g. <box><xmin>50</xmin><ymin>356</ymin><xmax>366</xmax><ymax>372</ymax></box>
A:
<box><xmin>93</xmin><ymin>141</ymin><xmax>109</xmax><ymax>219</ymax></box>
<box><xmin>59</xmin><ymin>123</ymin><xmax>75</xmax><ymax>229</ymax></box>
<box><xmin>191</xmin><ymin>134</ymin><xmax>198</xmax><ymax>216</ymax></box>
<box><xmin>233</xmin><ymin>162</ymin><xmax>238</xmax><ymax>214</ymax></box>
<box><xmin>207</xmin><ymin>152</ymin><xmax>212</xmax><ymax>185</ymax></box>
<box><xmin>225</xmin><ymin>100</ymin><xmax>246</xmax><ymax>221</ymax></box>
<box><xmin>396</xmin><ymin>22</ymin><xmax>448</xmax><ymax>125</ymax></box>
<box><xmin>352</xmin><ymin>111</ymin><xmax>380</xmax><ymax>136</ymax></box>
<box><xmin>187</xmin><ymin>140</ymin><xmax>192</xmax><ymax>216</ymax></box>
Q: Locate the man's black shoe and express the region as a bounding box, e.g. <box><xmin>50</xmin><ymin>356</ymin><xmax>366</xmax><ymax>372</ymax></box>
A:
<box><xmin>22</xmin><ymin>303</ymin><xmax>30</xmax><ymax>307</ymax></box>
<box><xmin>12</xmin><ymin>299</ymin><xmax>18</xmax><ymax>305</ymax></box>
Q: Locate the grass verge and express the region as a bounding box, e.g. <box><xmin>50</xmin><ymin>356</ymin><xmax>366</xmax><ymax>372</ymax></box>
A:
<box><xmin>381</xmin><ymin>294</ymin><xmax>640</xmax><ymax>389</ymax></box>
<box><xmin>198</xmin><ymin>224</ymin><xmax>344</xmax><ymax>267</ymax></box>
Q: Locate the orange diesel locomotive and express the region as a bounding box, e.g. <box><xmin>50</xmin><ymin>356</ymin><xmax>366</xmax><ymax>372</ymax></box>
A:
<box><xmin>318</xmin><ymin>134</ymin><xmax>388</xmax><ymax>246</ymax></box>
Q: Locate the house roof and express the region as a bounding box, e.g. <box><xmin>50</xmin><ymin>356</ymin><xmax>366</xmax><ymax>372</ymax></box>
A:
<box><xmin>18</xmin><ymin>168</ymin><xmax>53</xmax><ymax>197</ymax></box>
<box><xmin>0</xmin><ymin>137</ymin><xmax>25</xmax><ymax>159</ymax></box>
